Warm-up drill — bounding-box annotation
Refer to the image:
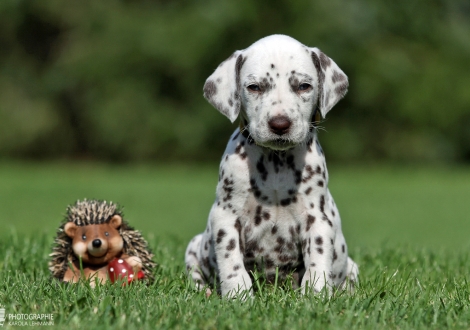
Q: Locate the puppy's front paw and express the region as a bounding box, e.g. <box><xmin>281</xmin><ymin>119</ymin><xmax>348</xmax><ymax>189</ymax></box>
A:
<box><xmin>300</xmin><ymin>269</ymin><xmax>332</xmax><ymax>296</ymax></box>
<box><xmin>221</xmin><ymin>270</ymin><xmax>253</xmax><ymax>299</ymax></box>
<box><xmin>339</xmin><ymin>257</ymin><xmax>359</xmax><ymax>292</ymax></box>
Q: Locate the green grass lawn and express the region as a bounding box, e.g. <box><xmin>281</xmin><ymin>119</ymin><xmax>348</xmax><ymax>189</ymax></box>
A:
<box><xmin>0</xmin><ymin>162</ymin><xmax>470</xmax><ymax>329</ymax></box>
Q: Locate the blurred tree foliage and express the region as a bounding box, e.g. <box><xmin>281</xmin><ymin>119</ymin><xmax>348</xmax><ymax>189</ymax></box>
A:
<box><xmin>0</xmin><ymin>0</ymin><xmax>469</xmax><ymax>162</ymax></box>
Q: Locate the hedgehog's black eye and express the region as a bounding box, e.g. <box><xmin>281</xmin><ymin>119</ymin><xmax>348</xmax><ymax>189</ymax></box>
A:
<box><xmin>105</xmin><ymin>232</ymin><xmax>109</xmax><ymax>236</ymax></box>
<box><xmin>82</xmin><ymin>234</ymin><xmax>86</xmax><ymax>240</ymax></box>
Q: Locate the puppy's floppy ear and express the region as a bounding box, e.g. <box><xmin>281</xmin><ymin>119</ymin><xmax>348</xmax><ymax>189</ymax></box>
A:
<box><xmin>203</xmin><ymin>50</ymin><xmax>246</xmax><ymax>123</ymax></box>
<box><xmin>310</xmin><ymin>48</ymin><xmax>349</xmax><ymax>117</ymax></box>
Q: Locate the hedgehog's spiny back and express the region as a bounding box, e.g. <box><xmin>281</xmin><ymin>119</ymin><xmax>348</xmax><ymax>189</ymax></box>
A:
<box><xmin>66</xmin><ymin>199</ymin><xmax>122</xmax><ymax>226</ymax></box>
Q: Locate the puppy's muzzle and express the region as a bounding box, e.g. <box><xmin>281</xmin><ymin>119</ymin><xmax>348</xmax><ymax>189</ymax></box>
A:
<box><xmin>268</xmin><ymin>116</ymin><xmax>291</xmax><ymax>135</ymax></box>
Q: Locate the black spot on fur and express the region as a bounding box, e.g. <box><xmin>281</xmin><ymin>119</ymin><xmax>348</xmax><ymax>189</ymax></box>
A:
<box><xmin>280</xmin><ymin>198</ymin><xmax>291</xmax><ymax>207</ymax></box>
<box><xmin>265</xmin><ymin>257</ymin><xmax>275</xmax><ymax>269</ymax></box>
<box><xmin>311</xmin><ymin>51</ymin><xmax>326</xmax><ymax>111</ymax></box>
<box><xmin>222</xmin><ymin>178</ymin><xmax>234</xmax><ymax>202</ymax></box>
<box><xmin>289</xmin><ymin>226</ymin><xmax>296</xmax><ymax>239</ymax></box>
<box><xmin>235</xmin><ymin>218</ymin><xmax>242</xmax><ymax>233</ymax></box>
<box><xmin>335</xmin><ymin>82</ymin><xmax>348</xmax><ymax>97</ymax></box>
<box><xmin>254</xmin><ymin>205</ymin><xmax>263</xmax><ymax>225</ymax></box>
<box><xmin>294</xmin><ymin>170</ymin><xmax>302</xmax><ymax>184</ymax></box>
<box><xmin>302</xmin><ymin>165</ymin><xmax>315</xmax><ymax>183</ymax></box>
<box><xmin>226</xmin><ymin>239</ymin><xmax>236</xmax><ymax>251</ymax></box>
<box><xmin>271</xmin><ymin>225</ymin><xmax>278</xmax><ymax>235</ymax></box>
<box><xmin>319</xmin><ymin>52</ymin><xmax>331</xmax><ymax>70</ymax></box>
<box><xmin>306</xmin><ymin>215</ymin><xmax>315</xmax><ymax>231</ymax></box>
<box><xmin>332</xmin><ymin>70</ymin><xmax>347</xmax><ymax>83</ymax></box>
<box><xmin>216</xmin><ymin>229</ymin><xmax>226</xmax><ymax>244</ymax></box>
<box><xmin>256</xmin><ymin>156</ymin><xmax>268</xmax><ymax>181</ymax></box>
<box><xmin>315</xmin><ymin>236</ymin><xmax>323</xmax><ymax>245</ymax></box>
<box><xmin>286</xmin><ymin>155</ymin><xmax>294</xmax><ymax>165</ymax></box>
<box><xmin>278</xmin><ymin>254</ymin><xmax>290</xmax><ymax>263</ymax></box>
<box><xmin>203</xmin><ymin>80</ymin><xmax>217</xmax><ymax>99</ymax></box>
<box><xmin>249</xmin><ymin>178</ymin><xmax>262</xmax><ymax>198</ymax></box>
<box><xmin>271</xmin><ymin>152</ymin><xmax>284</xmax><ymax>173</ymax></box>
<box><xmin>235</xmin><ymin>141</ymin><xmax>245</xmax><ymax>155</ymax></box>
<box><xmin>235</xmin><ymin>54</ymin><xmax>247</xmax><ymax>99</ymax></box>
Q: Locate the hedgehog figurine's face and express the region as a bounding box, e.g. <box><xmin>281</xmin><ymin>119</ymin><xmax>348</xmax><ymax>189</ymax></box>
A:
<box><xmin>64</xmin><ymin>215</ymin><xmax>124</xmax><ymax>265</ymax></box>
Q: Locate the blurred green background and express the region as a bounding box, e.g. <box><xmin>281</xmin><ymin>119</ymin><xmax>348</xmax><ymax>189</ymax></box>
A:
<box><xmin>1</xmin><ymin>0</ymin><xmax>470</xmax><ymax>162</ymax></box>
<box><xmin>0</xmin><ymin>0</ymin><xmax>469</xmax><ymax>251</ymax></box>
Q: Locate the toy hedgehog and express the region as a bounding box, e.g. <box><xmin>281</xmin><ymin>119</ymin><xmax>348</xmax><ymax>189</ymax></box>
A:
<box><xmin>49</xmin><ymin>199</ymin><xmax>156</xmax><ymax>285</ymax></box>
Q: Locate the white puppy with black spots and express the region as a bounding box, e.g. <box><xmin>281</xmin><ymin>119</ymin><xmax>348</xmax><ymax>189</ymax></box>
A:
<box><xmin>185</xmin><ymin>35</ymin><xmax>358</xmax><ymax>297</ymax></box>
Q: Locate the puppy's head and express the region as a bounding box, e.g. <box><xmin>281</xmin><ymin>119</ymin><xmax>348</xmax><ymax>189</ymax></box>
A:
<box><xmin>203</xmin><ymin>35</ymin><xmax>348</xmax><ymax>151</ymax></box>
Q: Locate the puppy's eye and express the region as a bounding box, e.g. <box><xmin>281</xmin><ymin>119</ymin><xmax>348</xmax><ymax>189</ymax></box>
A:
<box><xmin>82</xmin><ymin>235</ymin><xmax>86</xmax><ymax>240</ymax></box>
<box><xmin>247</xmin><ymin>84</ymin><xmax>261</xmax><ymax>92</ymax></box>
<box><xmin>298</xmin><ymin>83</ymin><xmax>312</xmax><ymax>91</ymax></box>
<box><xmin>105</xmin><ymin>232</ymin><xmax>109</xmax><ymax>236</ymax></box>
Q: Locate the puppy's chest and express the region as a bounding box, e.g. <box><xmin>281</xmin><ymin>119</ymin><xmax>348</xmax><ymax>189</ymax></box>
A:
<box><xmin>242</xmin><ymin>204</ymin><xmax>302</xmax><ymax>266</ymax></box>
<box><xmin>249</xmin><ymin>152</ymin><xmax>303</xmax><ymax>205</ymax></box>
<box><xmin>246</xmin><ymin>149</ymin><xmax>325</xmax><ymax>208</ymax></box>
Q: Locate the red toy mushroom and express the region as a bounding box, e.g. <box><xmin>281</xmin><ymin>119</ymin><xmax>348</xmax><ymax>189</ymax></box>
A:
<box><xmin>108</xmin><ymin>258</ymin><xmax>145</xmax><ymax>284</ymax></box>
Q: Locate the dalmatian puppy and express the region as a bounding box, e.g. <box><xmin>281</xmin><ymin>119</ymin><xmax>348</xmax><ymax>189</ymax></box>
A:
<box><xmin>185</xmin><ymin>35</ymin><xmax>358</xmax><ymax>297</ymax></box>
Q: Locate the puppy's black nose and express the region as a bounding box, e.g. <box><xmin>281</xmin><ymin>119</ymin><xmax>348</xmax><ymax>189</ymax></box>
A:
<box><xmin>92</xmin><ymin>239</ymin><xmax>102</xmax><ymax>248</ymax></box>
<box><xmin>268</xmin><ymin>116</ymin><xmax>291</xmax><ymax>135</ymax></box>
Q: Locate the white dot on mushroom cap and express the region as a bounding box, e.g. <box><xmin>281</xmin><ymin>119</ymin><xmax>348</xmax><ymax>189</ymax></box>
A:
<box><xmin>122</xmin><ymin>269</ymin><xmax>127</xmax><ymax>273</ymax></box>
<box><xmin>129</xmin><ymin>274</ymin><xmax>134</xmax><ymax>278</ymax></box>
<box><xmin>110</xmin><ymin>268</ymin><xmax>114</xmax><ymax>272</ymax></box>
<box><xmin>118</xmin><ymin>259</ymin><xmax>124</xmax><ymax>263</ymax></box>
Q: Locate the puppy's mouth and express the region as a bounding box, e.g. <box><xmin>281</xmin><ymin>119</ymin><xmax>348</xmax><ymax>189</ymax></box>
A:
<box><xmin>241</xmin><ymin>119</ymin><xmax>300</xmax><ymax>150</ymax></box>
<box><xmin>257</xmin><ymin>138</ymin><xmax>297</xmax><ymax>151</ymax></box>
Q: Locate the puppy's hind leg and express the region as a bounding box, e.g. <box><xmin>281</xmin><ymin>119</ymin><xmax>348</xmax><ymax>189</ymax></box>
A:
<box><xmin>185</xmin><ymin>234</ymin><xmax>207</xmax><ymax>289</ymax></box>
